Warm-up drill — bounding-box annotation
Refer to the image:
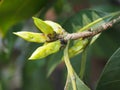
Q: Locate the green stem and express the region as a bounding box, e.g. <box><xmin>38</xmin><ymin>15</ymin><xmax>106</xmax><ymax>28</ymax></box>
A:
<box><xmin>79</xmin><ymin>50</ymin><xmax>87</xmax><ymax>79</ymax></box>
<box><xmin>64</xmin><ymin>41</ymin><xmax>77</xmax><ymax>90</ymax></box>
<box><xmin>80</xmin><ymin>11</ymin><xmax>120</xmax><ymax>32</ymax></box>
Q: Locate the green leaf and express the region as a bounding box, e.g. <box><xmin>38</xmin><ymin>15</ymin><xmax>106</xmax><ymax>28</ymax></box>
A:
<box><xmin>63</xmin><ymin>9</ymin><xmax>120</xmax><ymax>58</ymax></box>
<box><xmin>91</xmin><ymin>26</ymin><xmax>120</xmax><ymax>58</ymax></box>
<box><xmin>63</xmin><ymin>10</ymin><xmax>105</xmax><ymax>57</ymax></box>
<box><xmin>93</xmin><ymin>4</ymin><xmax>120</xmax><ymax>13</ymax></box>
<box><xmin>29</xmin><ymin>40</ymin><xmax>61</xmax><ymax>60</ymax></box>
<box><xmin>96</xmin><ymin>47</ymin><xmax>120</xmax><ymax>90</ymax></box>
<box><xmin>63</xmin><ymin>10</ymin><xmax>105</xmax><ymax>33</ymax></box>
<box><xmin>0</xmin><ymin>0</ymin><xmax>48</xmax><ymax>37</ymax></box>
<box><xmin>33</xmin><ymin>17</ymin><xmax>54</xmax><ymax>34</ymax></box>
<box><xmin>13</xmin><ymin>31</ymin><xmax>48</xmax><ymax>43</ymax></box>
<box><xmin>79</xmin><ymin>50</ymin><xmax>87</xmax><ymax>79</ymax></box>
<box><xmin>47</xmin><ymin>10</ymin><xmax>120</xmax><ymax>77</ymax></box>
<box><xmin>64</xmin><ymin>41</ymin><xmax>90</xmax><ymax>90</ymax></box>
<box><xmin>65</xmin><ymin>73</ymin><xmax>90</xmax><ymax>90</ymax></box>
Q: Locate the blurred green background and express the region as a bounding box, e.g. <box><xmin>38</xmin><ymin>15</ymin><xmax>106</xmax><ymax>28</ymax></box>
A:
<box><xmin>0</xmin><ymin>0</ymin><xmax>120</xmax><ymax>90</ymax></box>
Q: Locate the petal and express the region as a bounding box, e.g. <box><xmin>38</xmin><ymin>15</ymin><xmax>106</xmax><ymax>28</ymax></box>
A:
<box><xmin>33</xmin><ymin>17</ymin><xmax>54</xmax><ymax>34</ymax></box>
<box><xmin>29</xmin><ymin>40</ymin><xmax>61</xmax><ymax>60</ymax></box>
<box><xmin>13</xmin><ymin>31</ymin><xmax>48</xmax><ymax>43</ymax></box>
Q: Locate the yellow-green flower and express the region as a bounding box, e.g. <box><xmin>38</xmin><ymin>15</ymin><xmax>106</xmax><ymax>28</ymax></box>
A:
<box><xmin>14</xmin><ymin>17</ymin><xmax>64</xmax><ymax>60</ymax></box>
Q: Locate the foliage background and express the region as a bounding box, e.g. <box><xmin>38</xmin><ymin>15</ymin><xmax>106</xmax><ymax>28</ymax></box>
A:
<box><xmin>0</xmin><ymin>0</ymin><xmax>120</xmax><ymax>90</ymax></box>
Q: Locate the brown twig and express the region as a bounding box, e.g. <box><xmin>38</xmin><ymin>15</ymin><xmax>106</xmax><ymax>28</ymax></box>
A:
<box><xmin>64</xmin><ymin>16</ymin><xmax>120</xmax><ymax>41</ymax></box>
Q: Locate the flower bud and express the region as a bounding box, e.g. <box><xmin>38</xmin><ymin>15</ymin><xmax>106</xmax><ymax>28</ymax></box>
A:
<box><xmin>13</xmin><ymin>31</ymin><xmax>48</xmax><ymax>43</ymax></box>
<box><xmin>69</xmin><ymin>39</ymin><xmax>88</xmax><ymax>57</ymax></box>
<box><xmin>33</xmin><ymin>17</ymin><xmax>54</xmax><ymax>34</ymax></box>
<box><xmin>29</xmin><ymin>40</ymin><xmax>61</xmax><ymax>60</ymax></box>
<box><xmin>45</xmin><ymin>20</ymin><xmax>64</xmax><ymax>34</ymax></box>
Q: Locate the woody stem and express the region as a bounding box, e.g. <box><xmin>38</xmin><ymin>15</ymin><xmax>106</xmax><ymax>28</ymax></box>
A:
<box><xmin>64</xmin><ymin>16</ymin><xmax>120</xmax><ymax>41</ymax></box>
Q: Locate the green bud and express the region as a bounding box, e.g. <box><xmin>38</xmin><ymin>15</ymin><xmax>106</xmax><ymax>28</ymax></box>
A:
<box><xmin>45</xmin><ymin>21</ymin><xmax>64</xmax><ymax>34</ymax></box>
<box><xmin>13</xmin><ymin>31</ymin><xmax>48</xmax><ymax>43</ymax></box>
<box><xmin>29</xmin><ymin>40</ymin><xmax>61</xmax><ymax>60</ymax></box>
<box><xmin>33</xmin><ymin>17</ymin><xmax>54</xmax><ymax>34</ymax></box>
<box><xmin>69</xmin><ymin>39</ymin><xmax>88</xmax><ymax>57</ymax></box>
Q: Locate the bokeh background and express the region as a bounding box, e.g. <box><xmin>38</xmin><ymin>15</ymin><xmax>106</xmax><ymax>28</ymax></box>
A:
<box><xmin>0</xmin><ymin>0</ymin><xmax>120</xmax><ymax>90</ymax></box>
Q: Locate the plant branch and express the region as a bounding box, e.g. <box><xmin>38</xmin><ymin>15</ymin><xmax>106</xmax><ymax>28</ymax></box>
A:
<box><xmin>64</xmin><ymin>16</ymin><xmax>120</xmax><ymax>41</ymax></box>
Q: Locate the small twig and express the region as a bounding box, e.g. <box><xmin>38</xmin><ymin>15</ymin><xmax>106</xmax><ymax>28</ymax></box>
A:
<box><xmin>64</xmin><ymin>16</ymin><xmax>120</xmax><ymax>41</ymax></box>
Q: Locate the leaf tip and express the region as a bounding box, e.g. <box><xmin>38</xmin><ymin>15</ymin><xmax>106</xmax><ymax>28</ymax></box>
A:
<box><xmin>13</xmin><ymin>32</ymin><xmax>19</xmax><ymax>36</ymax></box>
<box><xmin>32</xmin><ymin>17</ymin><xmax>37</xmax><ymax>21</ymax></box>
<box><xmin>32</xmin><ymin>17</ymin><xmax>43</xmax><ymax>22</ymax></box>
<box><xmin>28</xmin><ymin>57</ymin><xmax>32</xmax><ymax>60</ymax></box>
<box><xmin>28</xmin><ymin>56</ymin><xmax>35</xmax><ymax>60</ymax></box>
<box><xmin>28</xmin><ymin>53</ymin><xmax>40</xmax><ymax>60</ymax></box>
